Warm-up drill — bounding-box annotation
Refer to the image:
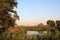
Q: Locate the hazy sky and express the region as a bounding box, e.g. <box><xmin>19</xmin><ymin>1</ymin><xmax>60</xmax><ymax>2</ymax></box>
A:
<box><xmin>16</xmin><ymin>0</ymin><xmax>60</xmax><ymax>26</ymax></box>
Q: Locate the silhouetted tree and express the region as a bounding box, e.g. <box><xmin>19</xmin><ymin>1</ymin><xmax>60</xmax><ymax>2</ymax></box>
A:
<box><xmin>56</xmin><ymin>20</ymin><xmax>60</xmax><ymax>31</ymax></box>
<box><xmin>38</xmin><ymin>23</ymin><xmax>44</xmax><ymax>27</ymax></box>
<box><xmin>47</xmin><ymin>20</ymin><xmax>55</xmax><ymax>26</ymax></box>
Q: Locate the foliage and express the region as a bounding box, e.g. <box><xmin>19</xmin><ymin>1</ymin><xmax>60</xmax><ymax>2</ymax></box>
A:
<box><xmin>0</xmin><ymin>26</ymin><xmax>60</xmax><ymax>40</ymax></box>
<box><xmin>0</xmin><ymin>0</ymin><xmax>19</xmax><ymax>33</ymax></box>
<box><xmin>26</xmin><ymin>30</ymin><xmax>60</xmax><ymax>40</ymax></box>
<box><xmin>0</xmin><ymin>27</ymin><xmax>26</xmax><ymax>40</ymax></box>
<box><xmin>0</xmin><ymin>0</ymin><xmax>19</xmax><ymax>40</ymax></box>
<box><xmin>56</xmin><ymin>20</ymin><xmax>60</xmax><ymax>31</ymax></box>
<box><xmin>47</xmin><ymin>20</ymin><xmax>55</xmax><ymax>26</ymax></box>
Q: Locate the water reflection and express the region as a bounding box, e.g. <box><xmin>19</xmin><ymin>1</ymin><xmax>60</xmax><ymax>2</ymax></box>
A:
<box><xmin>26</xmin><ymin>31</ymin><xmax>39</xmax><ymax>35</ymax></box>
<box><xmin>26</xmin><ymin>31</ymin><xmax>47</xmax><ymax>35</ymax></box>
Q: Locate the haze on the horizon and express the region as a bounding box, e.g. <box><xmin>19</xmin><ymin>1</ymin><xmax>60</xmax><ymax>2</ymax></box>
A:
<box><xmin>16</xmin><ymin>0</ymin><xmax>60</xmax><ymax>26</ymax></box>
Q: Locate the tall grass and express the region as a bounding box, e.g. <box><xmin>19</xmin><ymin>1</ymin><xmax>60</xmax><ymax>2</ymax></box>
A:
<box><xmin>0</xmin><ymin>26</ymin><xmax>60</xmax><ymax>40</ymax></box>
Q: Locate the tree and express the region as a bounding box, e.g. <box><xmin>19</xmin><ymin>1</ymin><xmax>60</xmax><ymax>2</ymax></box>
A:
<box><xmin>0</xmin><ymin>0</ymin><xmax>19</xmax><ymax>33</ymax></box>
<box><xmin>38</xmin><ymin>23</ymin><xmax>44</xmax><ymax>27</ymax></box>
<box><xmin>47</xmin><ymin>20</ymin><xmax>56</xmax><ymax>39</ymax></box>
<box><xmin>56</xmin><ymin>20</ymin><xmax>60</xmax><ymax>31</ymax></box>
<box><xmin>47</xmin><ymin>20</ymin><xmax>55</xmax><ymax>26</ymax></box>
<box><xmin>56</xmin><ymin>20</ymin><xmax>60</xmax><ymax>40</ymax></box>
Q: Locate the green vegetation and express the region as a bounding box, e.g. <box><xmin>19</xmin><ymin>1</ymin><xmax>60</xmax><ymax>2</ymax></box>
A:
<box><xmin>0</xmin><ymin>0</ymin><xmax>60</xmax><ymax>40</ymax></box>
<box><xmin>0</xmin><ymin>26</ymin><xmax>60</xmax><ymax>40</ymax></box>
<box><xmin>0</xmin><ymin>0</ymin><xmax>19</xmax><ymax>40</ymax></box>
<box><xmin>0</xmin><ymin>0</ymin><xmax>19</xmax><ymax>33</ymax></box>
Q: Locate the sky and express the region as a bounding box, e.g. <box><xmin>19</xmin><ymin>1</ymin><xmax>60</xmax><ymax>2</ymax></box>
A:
<box><xmin>15</xmin><ymin>0</ymin><xmax>60</xmax><ymax>26</ymax></box>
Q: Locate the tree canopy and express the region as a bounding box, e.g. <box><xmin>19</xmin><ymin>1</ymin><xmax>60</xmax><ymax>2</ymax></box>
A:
<box><xmin>47</xmin><ymin>20</ymin><xmax>55</xmax><ymax>26</ymax></box>
<box><xmin>0</xmin><ymin>0</ymin><xmax>19</xmax><ymax>33</ymax></box>
<box><xmin>56</xmin><ymin>20</ymin><xmax>60</xmax><ymax>31</ymax></box>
